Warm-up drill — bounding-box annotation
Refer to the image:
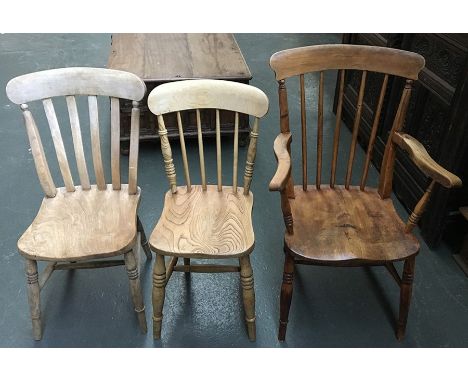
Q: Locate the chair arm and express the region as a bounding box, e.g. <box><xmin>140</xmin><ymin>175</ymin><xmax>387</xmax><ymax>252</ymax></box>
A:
<box><xmin>392</xmin><ymin>132</ymin><xmax>462</xmax><ymax>188</ymax></box>
<box><xmin>269</xmin><ymin>132</ymin><xmax>292</xmax><ymax>192</ymax></box>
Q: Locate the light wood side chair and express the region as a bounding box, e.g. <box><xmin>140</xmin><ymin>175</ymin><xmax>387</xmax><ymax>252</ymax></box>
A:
<box><xmin>268</xmin><ymin>45</ymin><xmax>463</xmax><ymax>341</ymax></box>
<box><xmin>6</xmin><ymin>67</ymin><xmax>152</xmax><ymax>340</ymax></box>
<box><xmin>147</xmin><ymin>79</ymin><xmax>269</xmax><ymax>340</ymax></box>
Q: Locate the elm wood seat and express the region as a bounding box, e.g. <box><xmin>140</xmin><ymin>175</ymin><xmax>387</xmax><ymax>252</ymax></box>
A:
<box><xmin>269</xmin><ymin>44</ymin><xmax>462</xmax><ymax>341</ymax></box>
<box><xmin>18</xmin><ymin>185</ymin><xmax>141</xmax><ymax>261</ymax></box>
<box><xmin>6</xmin><ymin>67</ymin><xmax>151</xmax><ymax>340</ymax></box>
<box><xmin>286</xmin><ymin>186</ymin><xmax>419</xmax><ymax>264</ymax></box>
<box><xmin>147</xmin><ymin>79</ymin><xmax>269</xmax><ymax>341</ymax></box>
<box><xmin>150</xmin><ymin>185</ymin><xmax>254</xmax><ymax>258</ymax></box>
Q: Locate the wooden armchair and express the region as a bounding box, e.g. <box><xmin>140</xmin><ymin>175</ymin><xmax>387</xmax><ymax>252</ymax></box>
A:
<box><xmin>147</xmin><ymin>79</ymin><xmax>269</xmax><ymax>340</ymax></box>
<box><xmin>6</xmin><ymin>68</ymin><xmax>152</xmax><ymax>340</ymax></box>
<box><xmin>268</xmin><ymin>45</ymin><xmax>462</xmax><ymax>341</ymax></box>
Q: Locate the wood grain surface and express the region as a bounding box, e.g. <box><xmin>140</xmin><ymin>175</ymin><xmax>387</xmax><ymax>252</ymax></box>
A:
<box><xmin>149</xmin><ymin>185</ymin><xmax>254</xmax><ymax>258</ymax></box>
<box><xmin>270</xmin><ymin>44</ymin><xmax>425</xmax><ymax>80</ymax></box>
<box><xmin>108</xmin><ymin>33</ymin><xmax>251</xmax><ymax>81</ymax></box>
<box><xmin>18</xmin><ymin>185</ymin><xmax>140</xmax><ymax>261</ymax></box>
<box><xmin>285</xmin><ymin>186</ymin><xmax>420</xmax><ymax>264</ymax></box>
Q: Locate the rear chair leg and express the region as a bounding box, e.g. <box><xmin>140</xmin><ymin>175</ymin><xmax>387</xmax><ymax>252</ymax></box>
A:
<box><xmin>152</xmin><ymin>253</ymin><xmax>166</xmax><ymax>339</ymax></box>
<box><xmin>396</xmin><ymin>257</ymin><xmax>415</xmax><ymax>340</ymax></box>
<box><xmin>124</xmin><ymin>250</ymin><xmax>147</xmax><ymax>334</ymax></box>
<box><xmin>25</xmin><ymin>259</ymin><xmax>42</xmax><ymax>340</ymax></box>
<box><xmin>137</xmin><ymin>216</ymin><xmax>152</xmax><ymax>260</ymax></box>
<box><xmin>279</xmin><ymin>251</ymin><xmax>295</xmax><ymax>341</ymax></box>
<box><xmin>240</xmin><ymin>255</ymin><xmax>256</xmax><ymax>341</ymax></box>
<box><xmin>184</xmin><ymin>258</ymin><xmax>190</xmax><ymax>274</ymax></box>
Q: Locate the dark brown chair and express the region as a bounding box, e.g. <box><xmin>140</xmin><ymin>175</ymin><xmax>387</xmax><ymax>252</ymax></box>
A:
<box><xmin>268</xmin><ymin>44</ymin><xmax>462</xmax><ymax>341</ymax></box>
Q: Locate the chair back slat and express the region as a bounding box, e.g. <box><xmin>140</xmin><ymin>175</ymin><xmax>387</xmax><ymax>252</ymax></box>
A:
<box><xmin>88</xmin><ymin>95</ymin><xmax>106</xmax><ymax>190</ymax></box>
<box><xmin>196</xmin><ymin>109</ymin><xmax>207</xmax><ymax>191</ymax></box>
<box><xmin>345</xmin><ymin>70</ymin><xmax>367</xmax><ymax>189</ymax></box>
<box><xmin>360</xmin><ymin>74</ymin><xmax>389</xmax><ymax>190</ymax></box>
<box><xmin>177</xmin><ymin>111</ymin><xmax>192</xmax><ymax>192</ymax></box>
<box><xmin>243</xmin><ymin>117</ymin><xmax>259</xmax><ymax>195</ymax></box>
<box><xmin>147</xmin><ymin>80</ymin><xmax>269</xmax><ymax>193</ymax></box>
<box><xmin>43</xmin><ymin>98</ymin><xmax>75</xmax><ymax>192</ymax></box>
<box><xmin>7</xmin><ymin>67</ymin><xmax>146</xmax><ymax>196</ymax></box>
<box><xmin>21</xmin><ymin>104</ymin><xmax>57</xmax><ymax>197</ymax></box>
<box><xmin>316</xmin><ymin>71</ymin><xmax>324</xmax><ymax>190</ymax></box>
<box><xmin>66</xmin><ymin>96</ymin><xmax>90</xmax><ymax>190</ymax></box>
<box><xmin>110</xmin><ymin>97</ymin><xmax>121</xmax><ymax>190</ymax></box>
<box><xmin>330</xmin><ymin>69</ymin><xmax>345</xmax><ymax>188</ymax></box>
<box><xmin>378</xmin><ymin>79</ymin><xmax>413</xmax><ymax>198</ymax></box>
<box><xmin>300</xmin><ymin>74</ymin><xmax>307</xmax><ymax>191</ymax></box>
<box><xmin>128</xmin><ymin>101</ymin><xmax>140</xmax><ymax>195</ymax></box>
<box><xmin>216</xmin><ymin>109</ymin><xmax>222</xmax><ymax>191</ymax></box>
<box><xmin>157</xmin><ymin>114</ymin><xmax>177</xmax><ymax>193</ymax></box>
<box><xmin>233</xmin><ymin>112</ymin><xmax>239</xmax><ymax>193</ymax></box>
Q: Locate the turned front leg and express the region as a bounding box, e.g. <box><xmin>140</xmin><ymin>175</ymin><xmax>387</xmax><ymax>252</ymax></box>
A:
<box><xmin>152</xmin><ymin>253</ymin><xmax>166</xmax><ymax>339</ymax></box>
<box><xmin>25</xmin><ymin>259</ymin><xmax>42</xmax><ymax>340</ymax></box>
<box><xmin>396</xmin><ymin>257</ymin><xmax>415</xmax><ymax>340</ymax></box>
<box><xmin>124</xmin><ymin>250</ymin><xmax>147</xmax><ymax>334</ymax></box>
<box><xmin>239</xmin><ymin>255</ymin><xmax>256</xmax><ymax>341</ymax></box>
<box><xmin>278</xmin><ymin>251</ymin><xmax>295</xmax><ymax>341</ymax></box>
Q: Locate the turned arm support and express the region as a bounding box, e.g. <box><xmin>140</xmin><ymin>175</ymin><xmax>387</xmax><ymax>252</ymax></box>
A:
<box><xmin>269</xmin><ymin>132</ymin><xmax>292</xmax><ymax>192</ymax></box>
<box><xmin>393</xmin><ymin>132</ymin><xmax>462</xmax><ymax>188</ymax></box>
<box><xmin>392</xmin><ymin>132</ymin><xmax>462</xmax><ymax>233</ymax></box>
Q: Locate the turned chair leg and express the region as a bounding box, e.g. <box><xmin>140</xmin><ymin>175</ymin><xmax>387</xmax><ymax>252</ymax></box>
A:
<box><xmin>25</xmin><ymin>259</ymin><xmax>42</xmax><ymax>340</ymax></box>
<box><xmin>152</xmin><ymin>252</ymin><xmax>166</xmax><ymax>339</ymax></box>
<box><xmin>239</xmin><ymin>255</ymin><xmax>256</xmax><ymax>341</ymax></box>
<box><xmin>137</xmin><ymin>215</ymin><xmax>152</xmax><ymax>260</ymax></box>
<box><xmin>124</xmin><ymin>250</ymin><xmax>147</xmax><ymax>334</ymax></box>
<box><xmin>279</xmin><ymin>251</ymin><xmax>295</xmax><ymax>341</ymax></box>
<box><xmin>396</xmin><ymin>256</ymin><xmax>415</xmax><ymax>340</ymax></box>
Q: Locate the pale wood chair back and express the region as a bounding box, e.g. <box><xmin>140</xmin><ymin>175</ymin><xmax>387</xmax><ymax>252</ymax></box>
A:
<box><xmin>6</xmin><ymin>67</ymin><xmax>146</xmax><ymax>197</ymax></box>
<box><xmin>147</xmin><ymin>79</ymin><xmax>269</xmax><ymax>195</ymax></box>
<box><xmin>270</xmin><ymin>44</ymin><xmax>425</xmax><ymax>198</ymax></box>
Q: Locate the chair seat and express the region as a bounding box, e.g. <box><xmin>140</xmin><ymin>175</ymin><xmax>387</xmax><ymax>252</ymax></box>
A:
<box><xmin>285</xmin><ymin>185</ymin><xmax>420</xmax><ymax>264</ymax></box>
<box><xmin>149</xmin><ymin>185</ymin><xmax>254</xmax><ymax>258</ymax></box>
<box><xmin>18</xmin><ymin>185</ymin><xmax>140</xmax><ymax>261</ymax></box>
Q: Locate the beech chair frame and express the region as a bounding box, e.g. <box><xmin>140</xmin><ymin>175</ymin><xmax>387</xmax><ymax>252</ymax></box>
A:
<box><xmin>147</xmin><ymin>79</ymin><xmax>269</xmax><ymax>341</ymax></box>
<box><xmin>269</xmin><ymin>44</ymin><xmax>462</xmax><ymax>341</ymax></box>
<box><xmin>6</xmin><ymin>67</ymin><xmax>152</xmax><ymax>340</ymax></box>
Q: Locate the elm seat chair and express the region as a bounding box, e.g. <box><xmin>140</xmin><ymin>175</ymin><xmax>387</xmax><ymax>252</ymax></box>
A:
<box><xmin>147</xmin><ymin>79</ymin><xmax>269</xmax><ymax>340</ymax></box>
<box><xmin>268</xmin><ymin>45</ymin><xmax>463</xmax><ymax>341</ymax></box>
<box><xmin>6</xmin><ymin>67</ymin><xmax>152</xmax><ymax>340</ymax></box>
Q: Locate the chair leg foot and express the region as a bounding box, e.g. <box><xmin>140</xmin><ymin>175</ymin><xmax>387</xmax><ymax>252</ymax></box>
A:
<box><xmin>396</xmin><ymin>257</ymin><xmax>415</xmax><ymax>341</ymax></box>
<box><xmin>152</xmin><ymin>253</ymin><xmax>166</xmax><ymax>339</ymax></box>
<box><xmin>25</xmin><ymin>259</ymin><xmax>42</xmax><ymax>340</ymax></box>
<box><xmin>137</xmin><ymin>215</ymin><xmax>152</xmax><ymax>260</ymax></box>
<box><xmin>240</xmin><ymin>255</ymin><xmax>256</xmax><ymax>341</ymax></box>
<box><xmin>278</xmin><ymin>251</ymin><xmax>295</xmax><ymax>342</ymax></box>
<box><xmin>124</xmin><ymin>251</ymin><xmax>147</xmax><ymax>334</ymax></box>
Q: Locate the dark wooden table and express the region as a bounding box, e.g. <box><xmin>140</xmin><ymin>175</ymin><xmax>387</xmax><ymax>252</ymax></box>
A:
<box><xmin>107</xmin><ymin>33</ymin><xmax>252</xmax><ymax>154</ymax></box>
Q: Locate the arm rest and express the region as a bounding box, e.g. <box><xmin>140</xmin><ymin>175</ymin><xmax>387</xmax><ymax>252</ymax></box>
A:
<box><xmin>269</xmin><ymin>132</ymin><xmax>292</xmax><ymax>192</ymax></box>
<box><xmin>393</xmin><ymin>132</ymin><xmax>462</xmax><ymax>188</ymax></box>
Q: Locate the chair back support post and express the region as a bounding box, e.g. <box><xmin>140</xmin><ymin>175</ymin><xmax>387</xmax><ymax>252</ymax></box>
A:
<box><xmin>378</xmin><ymin>79</ymin><xmax>413</xmax><ymax>198</ymax></box>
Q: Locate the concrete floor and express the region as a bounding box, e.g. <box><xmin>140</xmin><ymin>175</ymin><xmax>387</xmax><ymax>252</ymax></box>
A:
<box><xmin>0</xmin><ymin>33</ymin><xmax>467</xmax><ymax>347</ymax></box>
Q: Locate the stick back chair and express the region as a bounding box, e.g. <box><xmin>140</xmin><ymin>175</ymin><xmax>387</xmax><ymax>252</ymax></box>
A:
<box><xmin>6</xmin><ymin>67</ymin><xmax>152</xmax><ymax>340</ymax></box>
<box><xmin>147</xmin><ymin>79</ymin><xmax>269</xmax><ymax>340</ymax></box>
<box><xmin>268</xmin><ymin>44</ymin><xmax>462</xmax><ymax>341</ymax></box>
